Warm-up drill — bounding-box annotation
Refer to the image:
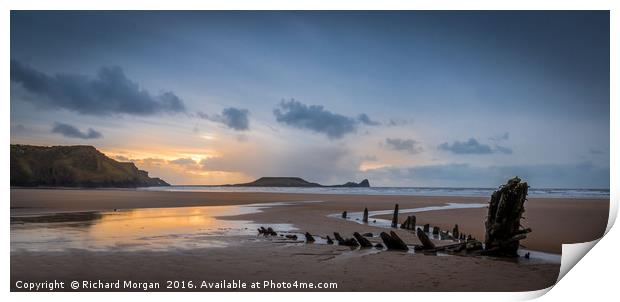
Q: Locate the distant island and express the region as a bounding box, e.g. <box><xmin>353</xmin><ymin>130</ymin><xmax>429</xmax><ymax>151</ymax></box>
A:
<box><xmin>10</xmin><ymin>144</ymin><xmax>169</xmax><ymax>188</ymax></box>
<box><xmin>228</xmin><ymin>177</ymin><xmax>370</xmax><ymax>188</ymax></box>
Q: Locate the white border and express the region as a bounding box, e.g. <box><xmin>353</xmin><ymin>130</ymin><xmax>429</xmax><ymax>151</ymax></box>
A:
<box><xmin>2</xmin><ymin>1</ymin><xmax>617</xmax><ymax>302</ymax></box>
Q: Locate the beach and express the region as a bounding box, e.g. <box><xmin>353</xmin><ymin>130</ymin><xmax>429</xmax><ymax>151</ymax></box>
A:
<box><xmin>10</xmin><ymin>188</ymin><xmax>609</xmax><ymax>291</ymax></box>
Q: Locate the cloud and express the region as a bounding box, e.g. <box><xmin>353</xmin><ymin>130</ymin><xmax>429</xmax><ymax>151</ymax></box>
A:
<box><xmin>11</xmin><ymin>124</ymin><xmax>26</xmax><ymax>134</ymax></box>
<box><xmin>198</xmin><ymin>107</ymin><xmax>250</xmax><ymax>131</ymax></box>
<box><xmin>438</xmin><ymin>138</ymin><xmax>492</xmax><ymax>154</ymax></box>
<box><xmin>10</xmin><ymin>60</ymin><xmax>186</xmax><ymax>116</ymax></box>
<box><xmin>51</xmin><ymin>122</ymin><xmax>103</xmax><ymax>139</ymax></box>
<box><xmin>489</xmin><ymin>132</ymin><xmax>510</xmax><ymax>142</ymax></box>
<box><xmin>387</xmin><ymin>118</ymin><xmax>413</xmax><ymax>126</ymax></box>
<box><xmin>169</xmin><ymin>157</ymin><xmax>198</xmax><ymax>166</ymax></box>
<box><xmin>363</xmin><ymin>155</ymin><xmax>378</xmax><ymax>161</ymax></box>
<box><xmin>360</xmin><ymin>162</ymin><xmax>609</xmax><ymax>188</ymax></box>
<box><xmin>494</xmin><ymin>145</ymin><xmax>513</xmax><ymax>154</ymax></box>
<box><xmin>273</xmin><ymin>100</ymin><xmax>377</xmax><ymax>139</ymax></box>
<box><xmin>438</xmin><ymin>138</ymin><xmax>512</xmax><ymax>154</ymax></box>
<box><xmin>113</xmin><ymin>155</ymin><xmax>130</xmax><ymax>161</ymax></box>
<box><xmin>357</xmin><ymin>113</ymin><xmax>381</xmax><ymax>126</ymax></box>
<box><xmin>385</xmin><ymin>138</ymin><xmax>423</xmax><ymax>154</ymax></box>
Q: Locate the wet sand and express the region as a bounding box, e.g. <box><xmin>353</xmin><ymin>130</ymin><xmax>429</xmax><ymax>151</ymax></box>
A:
<box><xmin>10</xmin><ymin>188</ymin><xmax>610</xmax><ymax>291</ymax></box>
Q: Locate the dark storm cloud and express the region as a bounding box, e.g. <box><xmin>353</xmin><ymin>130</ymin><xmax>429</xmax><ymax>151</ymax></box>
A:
<box><xmin>273</xmin><ymin>100</ymin><xmax>377</xmax><ymax>139</ymax></box>
<box><xmin>51</xmin><ymin>122</ymin><xmax>103</xmax><ymax>139</ymax></box>
<box><xmin>385</xmin><ymin>138</ymin><xmax>423</xmax><ymax>154</ymax></box>
<box><xmin>198</xmin><ymin>107</ymin><xmax>250</xmax><ymax>131</ymax></box>
<box><xmin>10</xmin><ymin>60</ymin><xmax>186</xmax><ymax>116</ymax></box>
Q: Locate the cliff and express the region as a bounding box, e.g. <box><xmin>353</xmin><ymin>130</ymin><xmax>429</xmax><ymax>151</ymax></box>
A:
<box><xmin>10</xmin><ymin>144</ymin><xmax>169</xmax><ymax>187</ymax></box>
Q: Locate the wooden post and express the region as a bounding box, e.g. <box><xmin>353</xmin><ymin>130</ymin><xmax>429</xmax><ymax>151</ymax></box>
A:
<box><xmin>391</xmin><ymin>204</ymin><xmax>399</xmax><ymax>228</ymax></box>
<box><xmin>484</xmin><ymin>177</ymin><xmax>531</xmax><ymax>257</ymax></box>
<box><xmin>452</xmin><ymin>224</ymin><xmax>459</xmax><ymax>239</ymax></box>
<box><xmin>363</xmin><ymin>207</ymin><xmax>369</xmax><ymax>223</ymax></box>
<box><xmin>341</xmin><ymin>211</ymin><xmax>347</xmax><ymax>219</ymax></box>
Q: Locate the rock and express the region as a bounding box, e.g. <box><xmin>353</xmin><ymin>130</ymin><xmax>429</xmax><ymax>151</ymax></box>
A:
<box><xmin>285</xmin><ymin>234</ymin><xmax>298</xmax><ymax>240</ymax></box>
<box><xmin>342</xmin><ymin>211</ymin><xmax>347</xmax><ymax>219</ymax></box>
<box><xmin>363</xmin><ymin>207</ymin><xmax>369</xmax><ymax>223</ymax></box>
<box><xmin>432</xmin><ymin>226</ymin><xmax>440</xmax><ymax>235</ymax></box>
<box><xmin>362</xmin><ymin>232</ymin><xmax>373</xmax><ymax>237</ymax></box>
<box><xmin>391</xmin><ymin>204</ymin><xmax>399</xmax><ymax>228</ymax></box>
<box><xmin>423</xmin><ymin>224</ymin><xmax>430</xmax><ymax>233</ymax></box>
<box><xmin>524</xmin><ymin>252</ymin><xmax>530</xmax><ymax>259</ymax></box>
<box><xmin>326</xmin><ymin>235</ymin><xmax>334</xmax><ymax>244</ymax></box>
<box><xmin>374</xmin><ymin>243</ymin><xmax>384</xmax><ymax>249</ymax></box>
<box><xmin>304</xmin><ymin>232</ymin><xmax>315</xmax><ymax>243</ymax></box>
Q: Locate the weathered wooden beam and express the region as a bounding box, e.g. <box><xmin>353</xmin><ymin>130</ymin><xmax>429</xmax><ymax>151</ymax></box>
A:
<box><xmin>379</xmin><ymin>231</ymin><xmax>409</xmax><ymax>250</ymax></box>
<box><xmin>400</xmin><ymin>215</ymin><xmax>416</xmax><ymax>230</ymax></box>
<box><xmin>484</xmin><ymin>176</ymin><xmax>530</xmax><ymax>257</ymax></box>
<box><xmin>452</xmin><ymin>224</ymin><xmax>459</xmax><ymax>239</ymax></box>
<box><xmin>391</xmin><ymin>204</ymin><xmax>399</xmax><ymax>228</ymax></box>
<box><xmin>416</xmin><ymin>228</ymin><xmax>436</xmax><ymax>249</ymax></box>
<box><xmin>353</xmin><ymin>232</ymin><xmax>373</xmax><ymax>248</ymax></box>
<box><xmin>304</xmin><ymin>232</ymin><xmax>315</xmax><ymax>243</ymax></box>
<box><xmin>333</xmin><ymin>232</ymin><xmax>345</xmax><ymax>244</ymax></box>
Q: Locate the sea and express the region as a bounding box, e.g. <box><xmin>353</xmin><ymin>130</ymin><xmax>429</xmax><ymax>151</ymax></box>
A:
<box><xmin>139</xmin><ymin>186</ymin><xmax>609</xmax><ymax>199</ymax></box>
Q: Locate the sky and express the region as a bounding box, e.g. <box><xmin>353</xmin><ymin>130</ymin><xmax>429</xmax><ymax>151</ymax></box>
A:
<box><xmin>10</xmin><ymin>11</ymin><xmax>610</xmax><ymax>188</ymax></box>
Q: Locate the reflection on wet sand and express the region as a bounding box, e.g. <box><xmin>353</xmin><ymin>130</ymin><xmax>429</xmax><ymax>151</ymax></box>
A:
<box><xmin>11</xmin><ymin>203</ymin><xmax>298</xmax><ymax>252</ymax></box>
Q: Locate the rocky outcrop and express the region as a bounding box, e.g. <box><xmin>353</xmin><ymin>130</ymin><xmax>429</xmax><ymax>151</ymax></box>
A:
<box><xmin>10</xmin><ymin>144</ymin><xmax>169</xmax><ymax>188</ymax></box>
<box><xmin>230</xmin><ymin>177</ymin><xmax>370</xmax><ymax>188</ymax></box>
